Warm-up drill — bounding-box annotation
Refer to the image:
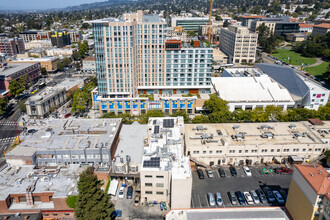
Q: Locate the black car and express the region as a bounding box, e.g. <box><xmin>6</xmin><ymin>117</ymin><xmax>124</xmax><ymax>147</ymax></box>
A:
<box><xmin>235</xmin><ymin>191</ymin><xmax>246</xmax><ymax>205</ymax></box>
<box><xmin>28</xmin><ymin>129</ymin><xmax>37</xmax><ymax>134</ymax></box>
<box><xmin>218</xmin><ymin>168</ymin><xmax>226</xmax><ymax>178</ymax></box>
<box><xmin>229</xmin><ymin>166</ymin><xmax>237</xmax><ymax>176</ymax></box>
<box><xmin>127</xmin><ymin>186</ymin><xmax>133</xmax><ymax>199</ymax></box>
<box><xmin>197</xmin><ymin>169</ymin><xmax>204</xmax><ymax>179</ymax></box>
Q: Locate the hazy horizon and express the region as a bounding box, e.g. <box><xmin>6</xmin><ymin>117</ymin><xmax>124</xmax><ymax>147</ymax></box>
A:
<box><xmin>2</xmin><ymin>0</ymin><xmax>106</xmax><ymax>10</ymax></box>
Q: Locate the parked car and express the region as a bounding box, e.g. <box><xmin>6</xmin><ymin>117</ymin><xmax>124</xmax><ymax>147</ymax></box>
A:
<box><xmin>235</xmin><ymin>191</ymin><xmax>246</xmax><ymax>205</ymax></box>
<box><xmin>229</xmin><ymin>166</ymin><xmax>237</xmax><ymax>177</ymax></box>
<box><xmin>256</xmin><ymin>189</ymin><xmax>268</xmax><ymax>204</ymax></box>
<box><xmin>215</xmin><ymin>192</ymin><xmax>223</xmax><ymax>206</ymax></box>
<box><xmin>118</xmin><ymin>187</ymin><xmax>124</xmax><ymax>198</ymax></box>
<box><xmin>273</xmin><ymin>190</ymin><xmax>285</xmax><ymax>205</ymax></box>
<box><xmin>27</xmin><ymin>129</ymin><xmax>37</xmax><ymax>134</ymax></box>
<box><xmin>127</xmin><ymin>186</ymin><xmax>133</xmax><ymax>199</ymax></box>
<box><xmin>134</xmin><ymin>191</ymin><xmax>141</xmax><ymax>207</ymax></box>
<box><xmin>243</xmin><ymin>192</ymin><xmax>254</xmax><ymax>205</ymax></box>
<box><xmin>264</xmin><ymin>187</ymin><xmax>276</xmax><ymax>202</ymax></box>
<box><xmin>250</xmin><ymin>190</ymin><xmax>260</xmax><ymax>204</ymax></box>
<box><xmin>65</xmin><ymin>113</ymin><xmax>71</xmax><ymax>118</ymax></box>
<box><xmin>243</xmin><ymin>166</ymin><xmax>252</xmax><ymax>176</ymax></box>
<box><xmin>207</xmin><ymin>193</ymin><xmax>216</xmax><ymax>206</ymax></box>
<box><xmin>218</xmin><ymin>168</ymin><xmax>226</xmax><ymax>178</ymax></box>
<box><xmin>228</xmin><ymin>191</ymin><xmax>237</xmax><ymax>205</ymax></box>
<box><xmin>197</xmin><ymin>169</ymin><xmax>204</xmax><ymax>179</ymax></box>
<box><xmin>207</xmin><ymin>169</ymin><xmax>214</xmax><ymax>178</ymax></box>
<box><xmin>260</xmin><ymin>167</ymin><xmax>274</xmax><ymax>174</ymax></box>
<box><xmin>279</xmin><ymin>189</ymin><xmax>288</xmax><ymax>201</ymax></box>
<box><xmin>275</xmin><ymin>167</ymin><xmax>293</xmax><ymax>174</ymax></box>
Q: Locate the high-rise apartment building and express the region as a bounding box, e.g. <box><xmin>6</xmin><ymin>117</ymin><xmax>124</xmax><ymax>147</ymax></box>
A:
<box><xmin>219</xmin><ymin>25</ymin><xmax>258</xmax><ymax>64</ymax></box>
<box><xmin>0</xmin><ymin>37</ymin><xmax>25</xmax><ymax>56</ymax></box>
<box><xmin>51</xmin><ymin>30</ymin><xmax>71</xmax><ymax>48</ymax></box>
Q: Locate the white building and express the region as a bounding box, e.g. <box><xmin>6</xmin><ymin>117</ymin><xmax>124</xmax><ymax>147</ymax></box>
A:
<box><xmin>24</xmin><ymin>40</ymin><xmax>53</xmax><ymax>50</ymax></box>
<box><xmin>82</xmin><ymin>56</ymin><xmax>96</xmax><ymax>73</ymax></box>
<box><xmin>219</xmin><ymin>25</ymin><xmax>258</xmax><ymax>64</ymax></box>
<box><xmin>140</xmin><ymin>117</ymin><xmax>192</xmax><ymax>209</ymax></box>
<box><xmin>299</xmin><ymin>23</ymin><xmax>314</xmax><ymax>33</ymax></box>
<box><xmin>170</xmin><ymin>16</ymin><xmax>209</xmax><ymax>32</ymax></box>
<box><xmin>256</xmin><ymin>63</ymin><xmax>329</xmax><ymax>110</ymax></box>
<box><xmin>46</xmin><ymin>47</ymin><xmax>77</xmax><ymax>57</ymax></box>
<box><xmin>212</xmin><ymin>68</ymin><xmax>295</xmax><ymax>112</ymax></box>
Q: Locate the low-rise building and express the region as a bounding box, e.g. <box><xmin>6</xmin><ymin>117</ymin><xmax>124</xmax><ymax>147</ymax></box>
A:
<box><xmin>250</xmin><ymin>21</ymin><xmax>276</xmax><ymax>34</ymax></box>
<box><xmin>170</xmin><ymin>16</ymin><xmax>209</xmax><ymax>32</ymax></box>
<box><xmin>213</xmin><ymin>48</ymin><xmax>228</xmax><ymax>65</ymax></box>
<box><xmin>68</xmin><ymin>30</ymin><xmax>82</xmax><ymax>43</ymax></box>
<box><xmin>167</xmin><ymin>27</ymin><xmax>188</xmax><ymax>42</ymax></box>
<box><xmin>286</xmin><ymin>164</ymin><xmax>330</xmax><ymax>220</ymax></box>
<box><xmin>82</xmin><ymin>57</ymin><xmax>96</xmax><ymax>73</ymax></box>
<box><xmin>0</xmin><ymin>37</ymin><xmax>25</xmax><ymax>56</ymax></box>
<box><xmin>25</xmin><ymin>86</ymin><xmax>66</xmax><ymax>119</ymax></box>
<box><xmin>0</xmin><ymin>164</ymin><xmax>84</xmax><ymax>219</ymax></box>
<box><xmin>7</xmin><ymin>57</ymin><xmax>59</xmax><ymax>72</ymax></box>
<box><xmin>299</xmin><ymin>23</ymin><xmax>314</xmax><ymax>33</ymax></box>
<box><xmin>5</xmin><ymin>118</ymin><xmax>122</xmax><ymax>167</ymax></box>
<box><xmin>140</xmin><ymin>117</ymin><xmax>192</xmax><ymax>209</ymax></box>
<box><xmin>46</xmin><ymin>48</ymin><xmax>77</xmax><ymax>57</ymax></box>
<box><xmin>212</xmin><ymin>68</ymin><xmax>295</xmax><ymax>111</ymax></box>
<box><xmin>241</xmin><ymin>15</ymin><xmax>266</xmax><ymax>29</ymax></box>
<box><xmin>51</xmin><ymin>30</ymin><xmax>71</xmax><ymax>48</ymax></box>
<box><xmin>312</xmin><ymin>23</ymin><xmax>330</xmax><ymax>36</ymax></box>
<box><xmin>185</xmin><ymin>121</ymin><xmax>329</xmax><ymax>167</ymax></box>
<box><xmin>0</xmin><ymin>62</ymin><xmax>40</xmax><ymax>94</ymax></box>
<box><xmin>285</xmin><ymin>33</ymin><xmax>308</xmax><ymax>42</ymax></box>
<box><xmin>24</xmin><ymin>40</ymin><xmax>52</xmax><ymax>50</ymax></box>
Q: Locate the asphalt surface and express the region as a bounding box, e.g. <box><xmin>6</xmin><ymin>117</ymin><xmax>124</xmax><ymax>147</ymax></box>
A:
<box><xmin>191</xmin><ymin>165</ymin><xmax>292</xmax><ymax>209</ymax></box>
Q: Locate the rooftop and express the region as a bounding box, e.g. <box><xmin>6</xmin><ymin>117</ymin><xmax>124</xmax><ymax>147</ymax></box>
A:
<box><xmin>314</xmin><ymin>23</ymin><xmax>330</xmax><ymax>29</ymax></box>
<box><xmin>166</xmin><ymin>207</ymin><xmax>290</xmax><ymax>220</ymax></box>
<box><xmin>0</xmin><ymin>62</ymin><xmax>37</xmax><ymax>77</ymax></box>
<box><xmin>8</xmin><ymin>56</ymin><xmax>58</xmax><ymax>62</ymax></box>
<box><xmin>242</xmin><ymin>15</ymin><xmax>266</xmax><ymax>18</ymax></box>
<box><xmin>141</xmin><ymin>117</ymin><xmax>191</xmax><ymax>179</ymax></box>
<box><xmin>83</xmin><ymin>56</ymin><xmax>95</xmax><ymax>61</ymax></box>
<box><xmin>114</xmin><ymin>122</ymin><xmax>148</xmax><ymax>166</ymax></box>
<box><xmin>299</xmin><ymin>23</ymin><xmax>314</xmax><ymax>28</ymax></box>
<box><xmin>0</xmin><ymin>164</ymin><xmax>84</xmax><ymax>201</ymax></box>
<box><xmin>295</xmin><ymin>164</ymin><xmax>330</xmax><ymax>196</ymax></box>
<box><xmin>185</xmin><ymin>121</ymin><xmax>327</xmax><ymax>147</ymax></box>
<box><xmin>6</xmin><ymin>118</ymin><xmax>122</xmax><ymax>157</ymax></box>
<box><xmin>211</xmin><ymin>74</ymin><xmax>294</xmax><ymax>103</ymax></box>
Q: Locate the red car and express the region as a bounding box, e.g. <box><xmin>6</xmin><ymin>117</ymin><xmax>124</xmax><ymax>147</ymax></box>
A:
<box><xmin>65</xmin><ymin>113</ymin><xmax>71</xmax><ymax>118</ymax></box>
<box><xmin>275</xmin><ymin>167</ymin><xmax>293</xmax><ymax>174</ymax></box>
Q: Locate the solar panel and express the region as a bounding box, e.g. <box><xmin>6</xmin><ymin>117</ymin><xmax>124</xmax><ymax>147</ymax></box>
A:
<box><xmin>154</xmin><ymin>125</ymin><xmax>159</xmax><ymax>134</ymax></box>
<box><xmin>143</xmin><ymin>157</ymin><xmax>160</xmax><ymax>168</ymax></box>
<box><xmin>163</xmin><ymin>119</ymin><xmax>174</xmax><ymax>128</ymax></box>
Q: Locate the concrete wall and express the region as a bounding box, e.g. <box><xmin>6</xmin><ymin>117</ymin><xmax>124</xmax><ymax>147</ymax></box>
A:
<box><xmin>171</xmin><ymin>177</ymin><xmax>192</xmax><ymax>209</ymax></box>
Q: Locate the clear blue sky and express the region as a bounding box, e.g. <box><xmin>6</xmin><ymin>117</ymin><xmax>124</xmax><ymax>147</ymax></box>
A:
<box><xmin>2</xmin><ymin>0</ymin><xmax>105</xmax><ymax>10</ymax></box>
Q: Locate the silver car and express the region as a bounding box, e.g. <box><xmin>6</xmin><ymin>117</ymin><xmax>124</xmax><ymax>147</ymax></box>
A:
<box><xmin>250</xmin><ymin>190</ymin><xmax>260</xmax><ymax>204</ymax></box>
<box><xmin>228</xmin><ymin>191</ymin><xmax>237</xmax><ymax>205</ymax></box>
<box><xmin>243</xmin><ymin>191</ymin><xmax>254</xmax><ymax>205</ymax></box>
<box><xmin>208</xmin><ymin>192</ymin><xmax>216</xmax><ymax>206</ymax></box>
<box><xmin>215</xmin><ymin>192</ymin><xmax>223</xmax><ymax>206</ymax></box>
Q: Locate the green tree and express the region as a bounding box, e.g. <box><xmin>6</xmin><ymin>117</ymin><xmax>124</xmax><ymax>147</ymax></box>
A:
<box><xmin>57</xmin><ymin>62</ymin><xmax>65</xmax><ymax>70</ymax></box>
<box><xmin>79</xmin><ymin>42</ymin><xmax>89</xmax><ymax>58</ymax></box>
<box><xmin>223</xmin><ymin>20</ymin><xmax>229</xmax><ymax>27</ymax></box>
<box><xmin>204</xmin><ymin>94</ymin><xmax>230</xmax><ymax>113</ymax></box>
<box><xmin>171</xmin><ymin>109</ymin><xmax>189</xmax><ymax>123</ymax></box>
<box><xmin>18</xmin><ymin>75</ymin><xmax>29</xmax><ymax>89</ymax></box>
<box><xmin>139</xmin><ymin>110</ymin><xmax>164</xmax><ymax>124</ymax></box>
<box><xmin>41</xmin><ymin>67</ymin><xmax>47</xmax><ymax>75</ymax></box>
<box><xmin>0</xmin><ymin>98</ymin><xmax>8</xmax><ymax>115</ymax></box>
<box><xmin>81</xmin><ymin>23</ymin><xmax>92</xmax><ymax>29</ymax></box>
<box><xmin>250</xmin><ymin>108</ymin><xmax>269</xmax><ymax>122</ymax></box>
<box><xmin>75</xmin><ymin>167</ymin><xmax>114</xmax><ymax>220</ymax></box>
<box><xmin>9</xmin><ymin>79</ymin><xmax>24</xmax><ymax>96</ymax></box>
<box><xmin>72</xmin><ymin>51</ymin><xmax>81</xmax><ymax>61</ymax></box>
<box><xmin>187</xmin><ymin>31</ymin><xmax>196</xmax><ymax>37</ymax></box>
<box><xmin>62</xmin><ymin>57</ymin><xmax>72</xmax><ymax>66</ymax></box>
<box><xmin>66</xmin><ymin>195</ymin><xmax>78</xmax><ymax>208</ymax></box>
<box><xmin>192</xmin><ymin>115</ymin><xmax>210</xmax><ymax>123</ymax></box>
<box><xmin>265</xmin><ymin>105</ymin><xmax>283</xmax><ymax>121</ymax></box>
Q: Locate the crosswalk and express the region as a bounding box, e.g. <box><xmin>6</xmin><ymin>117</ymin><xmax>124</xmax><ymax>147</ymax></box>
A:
<box><xmin>0</xmin><ymin>120</ymin><xmax>17</xmax><ymax>126</ymax></box>
<box><xmin>0</xmin><ymin>137</ymin><xmax>16</xmax><ymax>144</ymax></box>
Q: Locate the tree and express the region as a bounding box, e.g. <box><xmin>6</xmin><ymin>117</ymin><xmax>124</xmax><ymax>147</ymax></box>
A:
<box><xmin>187</xmin><ymin>30</ymin><xmax>196</xmax><ymax>37</ymax></box>
<box><xmin>204</xmin><ymin>94</ymin><xmax>230</xmax><ymax>113</ymax></box>
<box><xmin>223</xmin><ymin>20</ymin><xmax>229</xmax><ymax>27</ymax></box>
<box><xmin>9</xmin><ymin>79</ymin><xmax>24</xmax><ymax>96</ymax></box>
<box><xmin>41</xmin><ymin>67</ymin><xmax>47</xmax><ymax>75</ymax></box>
<box><xmin>192</xmin><ymin>115</ymin><xmax>210</xmax><ymax>123</ymax></box>
<box><xmin>250</xmin><ymin>108</ymin><xmax>269</xmax><ymax>122</ymax></box>
<box><xmin>18</xmin><ymin>75</ymin><xmax>29</xmax><ymax>89</ymax></box>
<box><xmin>57</xmin><ymin>62</ymin><xmax>65</xmax><ymax>71</ymax></box>
<box><xmin>75</xmin><ymin>167</ymin><xmax>115</xmax><ymax>219</ymax></box>
<box><xmin>81</xmin><ymin>23</ymin><xmax>92</xmax><ymax>29</ymax></box>
<box><xmin>139</xmin><ymin>110</ymin><xmax>164</xmax><ymax>124</ymax></box>
<box><xmin>62</xmin><ymin>57</ymin><xmax>72</xmax><ymax>66</ymax></box>
<box><xmin>78</xmin><ymin>41</ymin><xmax>89</xmax><ymax>57</ymax></box>
<box><xmin>72</xmin><ymin>51</ymin><xmax>81</xmax><ymax>61</ymax></box>
<box><xmin>0</xmin><ymin>98</ymin><xmax>8</xmax><ymax>115</ymax></box>
<box><xmin>171</xmin><ymin>109</ymin><xmax>189</xmax><ymax>123</ymax></box>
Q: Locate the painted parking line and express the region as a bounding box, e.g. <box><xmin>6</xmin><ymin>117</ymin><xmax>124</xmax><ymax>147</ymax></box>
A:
<box><xmin>214</xmin><ymin>169</ymin><xmax>220</xmax><ymax>178</ymax></box>
<box><xmin>205</xmin><ymin>194</ymin><xmax>210</xmax><ymax>208</ymax></box>
<box><xmin>197</xmin><ymin>194</ymin><xmax>202</xmax><ymax>208</ymax></box>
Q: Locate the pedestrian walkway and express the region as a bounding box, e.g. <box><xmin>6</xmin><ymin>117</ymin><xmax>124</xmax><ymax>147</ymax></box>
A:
<box><xmin>0</xmin><ymin>120</ymin><xmax>17</xmax><ymax>126</ymax></box>
<box><xmin>305</xmin><ymin>58</ymin><xmax>323</xmax><ymax>67</ymax></box>
<box><xmin>0</xmin><ymin>137</ymin><xmax>16</xmax><ymax>144</ymax></box>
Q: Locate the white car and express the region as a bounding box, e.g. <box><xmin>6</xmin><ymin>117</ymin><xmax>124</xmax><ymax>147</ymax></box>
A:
<box><xmin>250</xmin><ymin>190</ymin><xmax>260</xmax><ymax>204</ymax></box>
<box><xmin>273</xmin><ymin>190</ymin><xmax>285</xmax><ymax>205</ymax></box>
<box><xmin>243</xmin><ymin>191</ymin><xmax>254</xmax><ymax>205</ymax></box>
<box><xmin>207</xmin><ymin>193</ymin><xmax>216</xmax><ymax>206</ymax></box>
<box><xmin>215</xmin><ymin>192</ymin><xmax>223</xmax><ymax>206</ymax></box>
<box><xmin>118</xmin><ymin>187</ymin><xmax>125</xmax><ymax>198</ymax></box>
<box><xmin>207</xmin><ymin>169</ymin><xmax>214</xmax><ymax>178</ymax></box>
<box><xmin>243</xmin><ymin>166</ymin><xmax>252</xmax><ymax>176</ymax></box>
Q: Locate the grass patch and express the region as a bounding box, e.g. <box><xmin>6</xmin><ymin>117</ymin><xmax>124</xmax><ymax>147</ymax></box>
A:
<box><xmin>139</xmin><ymin>94</ymin><xmax>154</xmax><ymax>100</ymax></box>
<box><xmin>304</xmin><ymin>62</ymin><xmax>329</xmax><ymax>77</ymax></box>
<box><xmin>182</xmin><ymin>93</ymin><xmax>201</xmax><ymax>98</ymax></box>
<box><xmin>271</xmin><ymin>49</ymin><xmax>317</xmax><ymax>66</ymax></box>
<box><xmin>105</xmin><ymin>177</ymin><xmax>111</xmax><ymax>194</ymax></box>
<box><xmin>66</xmin><ymin>195</ymin><xmax>78</xmax><ymax>208</ymax></box>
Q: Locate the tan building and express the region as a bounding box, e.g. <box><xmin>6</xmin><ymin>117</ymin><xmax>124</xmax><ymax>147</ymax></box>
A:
<box><xmin>167</xmin><ymin>27</ymin><xmax>188</xmax><ymax>42</ymax></box>
<box><xmin>285</xmin><ymin>33</ymin><xmax>308</xmax><ymax>42</ymax></box>
<box><xmin>184</xmin><ymin>121</ymin><xmax>329</xmax><ymax>167</ymax></box>
<box><xmin>7</xmin><ymin>57</ymin><xmax>59</xmax><ymax>72</ymax></box>
<box><xmin>213</xmin><ymin>48</ymin><xmax>228</xmax><ymax>64</ymax></box>
<box><xmin>140</xmin><ymin>117</ymin><xmax>192</xmax><ymax>209</ymax></box>
<box><xmin>250</xmin><ymin>21</ymin><xmax>276</xmax><ymax>34</ymax></box>
<box><xmin>24</xmin><ymin>40</ymin><xmax>52</xmax><ymax>50</ymax></box>
<box><xmin>46</xmin><ymin>47</ymin><xmax>77</xmax><ymax>57</ymax></box>
<box><xmin>219</xmin><ymin>25</ymin><xmax>258</xmax><ymax>64</ymax></box>
<box><xmin>286</xmin><ymin>164</ymin><xmax>330</xmax><ymax>220</ymax></box>
<box><xmin>312</xmin><ymin>23</ymin><xmax>330</xmax><ymax>36</ymax></box>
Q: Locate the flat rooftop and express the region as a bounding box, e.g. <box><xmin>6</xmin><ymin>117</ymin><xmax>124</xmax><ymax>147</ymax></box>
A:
<box><xmin>7</xmin><ymin>118</ymin><xmax>122</xmax><ymax>157</ymax></box>
<box><xmin>0</xmin><ymin>63</ymin><xmax>37</xmax><ymax>77</ymax></box>
<box><xmin>9</xmin><ymin>56</ymin><xmax>58</xmax><ymax>62</ymax></box>
<box><xmin>0</xmin><ymin>164</ymin><xmax>84</xmax><ymax>201</ymax></box>
<box><xmin>185</xmin><ymin>121</ymin><xmax>327</xmax><ymax>147</ymax></box>
<box><xmin>166</xmin><ymin>207</ymin><xmax>290</xmax><ymax>220</ymax></box>
<box><xmin>141</xmin><ymin>117</ymin><xmax>191</xmax><ymax>179</ymax></box>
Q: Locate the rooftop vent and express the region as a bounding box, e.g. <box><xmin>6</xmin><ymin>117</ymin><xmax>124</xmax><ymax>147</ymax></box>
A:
<box><xmin>233</xmin><ymin>125</ymin><xmax>240</xmax><ymax>130</ymax></box>
<box><xmin>289</xmin><ymin>124</ymin><xmax>296</xmax><ymax>129</ymax></box>
<box><xmin>261</xmin><ymin>132</ymin><xmax>274</xmax><ymax>139</ymax></box>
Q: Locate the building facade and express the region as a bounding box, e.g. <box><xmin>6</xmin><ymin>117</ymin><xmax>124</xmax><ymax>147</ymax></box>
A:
<box><xmin>312</xmin><ymin>23</ymin><xmax>330</xmax><ymax>36</ymax></box>
<box><xmin>82</xmin><ymin>57</ymin><xmax>96</xmax><ymax>73</ymax></box>
<box><xmin>68</xmin><ymin>30</ymin><xmax>83</xmax><ymax>43</ymax></box>
<box><xmin>8</xmin><ymin>57</ymin><xmax>60</xmax><ymax>72</ymax></box>
<box><xmin>170</xmin><ymin>16</ymin><xmax>209</xmax><ymax>32</ymax></box>
<box><xmin>219</xmin><ymin>25</ymin><xmax>258</xmax><ymax>64</ymax></box>
<box><xmin>24</xmin><ymin>40</ymin><xmax>53</xmax><ymax>50</ymax></box>
<box><xmin>166</xmin><ymin>27</ymin><xmax>188</xmax><ymax>42</ymax></box>
<box><xmin>241</xmin><ymin>15</ymin><xmax>266</xmax><ymax>28</ymax></box>
<box><xmin>286</xmin><ymin>164</ymin><xmax>330</xmax><ymax>220</ymax></box>
<box><xmin>51</xmin><ymin>30</ymin><xmax>71</xmax><ymax>48</ymax></box>
<box><xmin>0</xmin><ymin>37</ymin><xmax>25</xmax><ymax>56</ymax></box>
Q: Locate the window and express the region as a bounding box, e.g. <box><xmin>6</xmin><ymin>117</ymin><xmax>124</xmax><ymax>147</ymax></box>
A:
<box><xmin>271</xmin><ymin>149</ymin><xmax>274</xmax><ymax>152</ymax></box>
<box><xmin>229</xmin><ymin>150</ymin><xmax>235</xmax><ymax>153</ymax></box>
<box><xmin>251</xmin><ymin>150</ymin><xmax>257</xmax><ymax>153</ymax></box>
<box><xmin>302</xmin><ymin>148</ymin><xmax>306</xmax><ymax>152</ymax></box>
<box><xmin>145</xmin><ymin>191</ymin><xmax>153</xmax><ymax>194</ymax></box>
<box><xmin>209</xmin><ymin>150</ymin><xmax>213</xmax><ymax>154</ymax></box>
<box><xmin>239</xmin><ymin>150</ymin><xmax>242</xmax><ymax>153</ymax></box>
<box><xmin>145</xmin><ymin>175</ymin><xmax>152</xmax><ymax>178</ymax></box>
<box><xmin>156</xmin><ymin>183</ymin><xmax>164</xmax><ymax>187</ymax></box>
<box><xmin>309</xmin><ymin>148</ymin><xmax>312</xmax><ymax>152</ymax></box>
<box><xmin>193</xmin><ymin>151</ymin><xmax>200</xmax><ymax>154</ymax></box>
<box><xmin>245</xmin><ymin>150</ymin><xmax>248</xmax><ymax>153</ymax></box>
<box><xmin>277</xmin><ymin>149</ymin><xmax>280</xmax><ymax>152</ymax></box>
<box><xmin>203</xmin><ymin>151</ymin><xmax>206</xmax><ymax>154</ymax></box>
<box><xmin>216</xmin><ymin>150</ymin><xmax>222</xmax><ymax>154</ymax></box>
<box><xmin>156</xmin><ymin>176</ymin><xmax>164</xmax><ymax>178</ymax></box>
<box><xmin>145</xmin><ymin>183</ymin><xmax>152</xmax><ymax>187</ymax></box>
<box><xmin>156</xmin><ymin>191</ymin><xmax>164</xmax><ymax>195</ymax></box>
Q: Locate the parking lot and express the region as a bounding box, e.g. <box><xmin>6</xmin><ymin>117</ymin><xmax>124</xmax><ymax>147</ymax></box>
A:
<box><xmin>191</xmin><ymin>165</ymin><xmax>292</xmax><ymax>208</ymax></box>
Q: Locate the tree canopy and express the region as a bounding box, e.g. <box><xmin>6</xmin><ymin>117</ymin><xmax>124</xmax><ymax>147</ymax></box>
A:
<box><xmin>0</xmin><ymin>98</ymin><xmax>8</xmax><ymax>115</ymax></box>
<box><xmin>9</xmin><ymin>79</ymin><xmax>24</xmax><ymax>96</ymax></box>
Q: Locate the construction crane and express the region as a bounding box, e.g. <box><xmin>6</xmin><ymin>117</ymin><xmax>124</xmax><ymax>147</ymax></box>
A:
<box><xmin>208</xmin><ymin>0</ymin><xmax>213</xmax><ymax>43</ymax></box>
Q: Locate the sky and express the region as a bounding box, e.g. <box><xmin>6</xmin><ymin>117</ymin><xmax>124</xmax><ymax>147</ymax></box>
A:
<box><xmin>2</xmin><ymin>0</ymin><xmax>106</xmax><ymax>10</ymax></box>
